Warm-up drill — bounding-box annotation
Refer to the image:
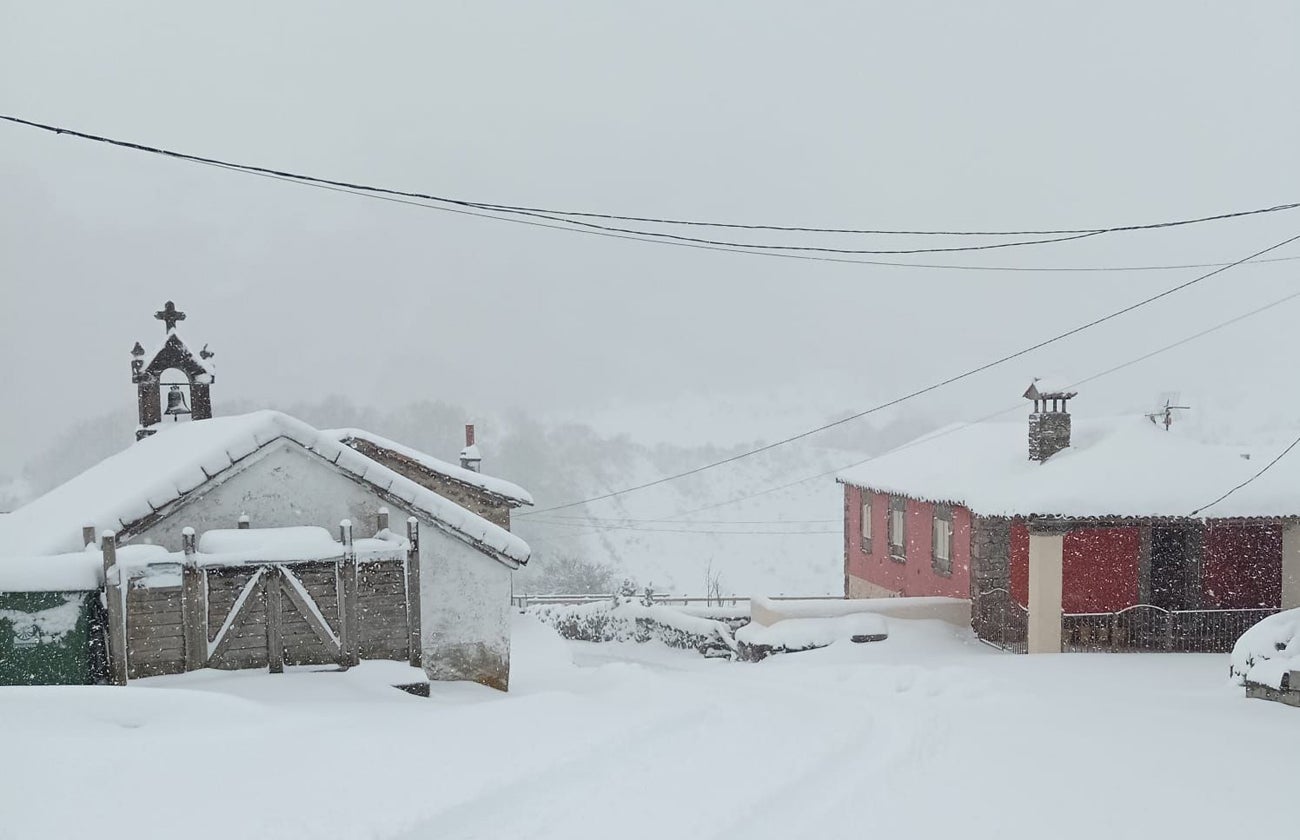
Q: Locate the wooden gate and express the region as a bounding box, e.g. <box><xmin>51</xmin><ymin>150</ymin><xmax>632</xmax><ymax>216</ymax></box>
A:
<box><xmin>103</xmin><ymin>519</ymin><xmax>421</xmax><ymax>683</ymax></box>
<box><xmin>206</xmin><ymin>563</ymin><xmax>344</xmax><ymax>672</ymax></box>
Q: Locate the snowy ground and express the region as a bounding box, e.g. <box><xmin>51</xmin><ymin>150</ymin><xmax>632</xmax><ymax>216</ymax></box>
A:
<box><xmin>1</xmin><ymin>614</ymin><xmax>1294</xmax><ymax>840</ymax></box>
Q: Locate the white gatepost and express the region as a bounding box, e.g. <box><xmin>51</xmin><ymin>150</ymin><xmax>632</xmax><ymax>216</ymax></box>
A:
<box><xmin>1282</xmin><ymin>523</ymin><xmax>1300</xmax><ymax>609</ymax></box>
<box><xmin>1027</xmin><ymin>529</ymin><xmax>1065</xmax><ymax>654</ymax></box>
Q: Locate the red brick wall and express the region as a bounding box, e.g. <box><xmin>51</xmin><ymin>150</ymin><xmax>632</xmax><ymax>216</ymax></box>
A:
<box><xmin>1202</xmin><ymin>524</ymin><xmax>1282</xmax><ymax>609</ymax></box>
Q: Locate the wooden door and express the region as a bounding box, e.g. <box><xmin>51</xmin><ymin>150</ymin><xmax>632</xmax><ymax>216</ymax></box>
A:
<box><xmin>205</xmin><ymin>564</ymin><xmax>342</xmax><ymax>671</ymax></box>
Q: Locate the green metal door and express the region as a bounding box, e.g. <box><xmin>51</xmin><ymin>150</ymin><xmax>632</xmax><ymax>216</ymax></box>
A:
<box><xmin>0</xmin><ymin>591</ymin><xmax>98</xmax><ymax>685</ymax></box>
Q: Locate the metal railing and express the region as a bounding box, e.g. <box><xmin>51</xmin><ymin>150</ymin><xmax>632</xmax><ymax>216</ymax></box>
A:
<box><xmin>1062</xmin><ymin>604</ymin><xmax>1278</xmax><ymax>653</ymax></box>
<box><xmin>510</xmin><ymin>593</ymin><xmax>845</xmax><ymax>609</ymax></box>
<box><xmin>974</xmin><ymin>587</ymin><xmax>1027</xmax><ymax>654</ymax></box>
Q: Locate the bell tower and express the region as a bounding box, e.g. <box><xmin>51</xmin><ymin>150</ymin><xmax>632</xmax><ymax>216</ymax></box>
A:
<box><xmin>132</xmin><ymin>301</ymin><xmax>216</xmax><ymax>440</ymax></box>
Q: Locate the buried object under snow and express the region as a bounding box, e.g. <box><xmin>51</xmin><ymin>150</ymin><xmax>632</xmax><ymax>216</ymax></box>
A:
<box><xmin>734</xmin><ymin>613</ymin><xmax>889</xmax><ymax>662</ymax></box>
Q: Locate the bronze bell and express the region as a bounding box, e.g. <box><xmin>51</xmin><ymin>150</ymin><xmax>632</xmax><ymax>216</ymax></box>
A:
<box><xmin>164</xmin><ymin>385</ymin><xmax>191</xmax><ymax>417</ymax></box>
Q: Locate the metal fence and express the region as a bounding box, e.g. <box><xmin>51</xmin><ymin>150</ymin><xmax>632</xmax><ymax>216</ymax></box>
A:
<box><xmin>510</xmin><ymin>593</ymin><xmax>844</xmax><ymax>609</ymax></box>
<box><xmin>1061</xmin><ymin>605</ymin><xmax>1278</xmax><ymax>653</ymax></box>
<box><xmin>974</xmin><ymin>588</ymin><xmax>1027</xmax><ymax>654</ymax></box>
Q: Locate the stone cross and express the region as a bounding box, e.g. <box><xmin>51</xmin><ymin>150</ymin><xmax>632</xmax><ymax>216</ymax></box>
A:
<box><xmin>154</xmin><ymin>301</ymin><xmax>186</xmax><ymax>332</ymax></box>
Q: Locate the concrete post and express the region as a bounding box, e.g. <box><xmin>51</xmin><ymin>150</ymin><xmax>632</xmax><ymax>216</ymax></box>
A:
<box><xmin>1028</xmin><ymin>531</ymin><xmax>1064</xmax><ymax>654</ymax></box>
<box><xmin>1282</xmin><ymin>523</ymin><xmax>1300</xmax><ymax>609</ymax></box>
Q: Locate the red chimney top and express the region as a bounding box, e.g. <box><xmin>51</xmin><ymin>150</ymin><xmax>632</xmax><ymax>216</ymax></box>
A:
<box><xmin>465</xmin><ymin>424</ymin><xmax>475</xmax><ymax>447</ymax></box>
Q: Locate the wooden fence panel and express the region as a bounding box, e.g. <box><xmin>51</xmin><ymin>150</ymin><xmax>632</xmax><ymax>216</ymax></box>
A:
<box><xmin>358</xmin><ymin>558</ymin><xmax>410</xmax><ymax>661</ymax></box>
<box><xmin>126</xmin><ymin>584</ymin><xmax>185</xmax><ymax>678</ymax></box>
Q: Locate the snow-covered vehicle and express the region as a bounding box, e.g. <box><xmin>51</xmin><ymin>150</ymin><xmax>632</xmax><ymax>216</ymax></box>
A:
<box><xmin>1230</xmin><ymin>607</ymin><xmax>1300</xmax><ymax>705</ymax></box>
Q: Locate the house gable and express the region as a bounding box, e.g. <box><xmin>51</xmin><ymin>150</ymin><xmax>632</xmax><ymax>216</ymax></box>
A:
<box><xmin>132</xmin><ymin>440</ymin><xmax>414</xmax><ymax>549</ymax></box>
<box><xmin>0</xmin><ymin>412</ymin><xmax>529</xmax><ymax>568</ymax></box>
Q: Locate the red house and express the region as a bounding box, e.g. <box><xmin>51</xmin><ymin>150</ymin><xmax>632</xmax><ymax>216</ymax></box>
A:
<box><xmin>838</xmin><ymin>383</ymin><xmax>1300</xmax><ymax>653</ymax></box>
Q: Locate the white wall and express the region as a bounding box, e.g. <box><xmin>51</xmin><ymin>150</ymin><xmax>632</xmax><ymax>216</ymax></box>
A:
<box><xmin>133</xmin><ymin>443</ymin><xmax>406</xmax><ymax>548</ymax></box>
<box><xmin>420</xmin><ymin>525</ymin><xmax>512</xmax><ymax>691</ymax></box>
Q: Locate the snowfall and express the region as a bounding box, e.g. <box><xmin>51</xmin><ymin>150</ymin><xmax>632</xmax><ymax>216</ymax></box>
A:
<box><xmin>1</xmin><ymin>612</ymin><xmax>1295</xmax><ymax>840</ymax></box>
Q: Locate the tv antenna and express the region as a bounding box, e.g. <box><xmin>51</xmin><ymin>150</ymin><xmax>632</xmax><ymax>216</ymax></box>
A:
<box><xmin>1146</xmin><ymin>392</ymin><xmax>1190</xmax><ymax>431</ymax></box>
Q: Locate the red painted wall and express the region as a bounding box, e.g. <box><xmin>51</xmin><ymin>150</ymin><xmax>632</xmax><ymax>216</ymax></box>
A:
<box><xmin>1010</xmin><ymin>523</ymin><xmax>1139</xmax><ymax>612</ymax></box>
<box><xmin>1062</xmin><ymin>527</ymin><xmax>1140</xmax><ymax>613</ymax></box>
<box><xmin>1202</xmin><ymin>524</ymin><xmax>1282</xmax><ymax>609</ymax></box>
<box><xmin>844</xmin><ymin>485</ymin><xmax>970</xmax><ymax>599</ymax></box>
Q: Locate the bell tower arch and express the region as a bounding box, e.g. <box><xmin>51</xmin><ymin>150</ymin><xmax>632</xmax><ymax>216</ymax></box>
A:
<box><xmin>132</xmin><ymin>301</ymin><xmax>216</xmax><ymax>440</ymax></box>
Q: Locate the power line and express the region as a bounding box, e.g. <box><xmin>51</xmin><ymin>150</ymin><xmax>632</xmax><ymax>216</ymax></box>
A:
<box><xmin>512</xmin><ymin>286</ymin><xmax>1300</xmax><ymax>546</ymax></box>
<box><xmin>527</xmin><ymin>515</ymin><xmax>839</xmax><ymax>525</ymax></box>
<box><xmin>520</xmin><ymin>522</ymin><xmax>841</xmax><ymax>535</ymax></box>
<box><xmin>5</xmin><ymin>114</ymin><xmax>1300</xmax><ymax>254</ymax></box>
<box><xmin>1190</xmin><ymin>433</ymin><xmax>1300</xmax><ymax>516</ymax></box>
<box><xmin>518</xmin><ymin>231</ymin><xmax>1300</xmax><ymax>516</ymax></box>
<box><xmin>192</xmin><ymin>156</ymin><xmax>1300</xmax><ymax>273</ymax></box>
<box><xmin>666</xmin><ymin>287</ymin><xmax>1300</xmax><ymax>523</ymax></box>
<box><xmin>687</xmin><ymin>287</ymin><xmax>1300</xmax><ymax>520</ymax></box>
<box><xmin>16</xmin><ymin>117</ymin><xmax>1299</xmax><ymax>274</ymax></box>
<box><xmin>470</xmin><ymin>200</ymin><xmax>1300</xmax><ymax>237</ymax></box>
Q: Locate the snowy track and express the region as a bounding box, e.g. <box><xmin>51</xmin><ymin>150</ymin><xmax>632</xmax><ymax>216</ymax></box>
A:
<box><xmin>0</xmin><ymin>616</ymin><xmax>1294</xmax><ymax>840</ymax></box>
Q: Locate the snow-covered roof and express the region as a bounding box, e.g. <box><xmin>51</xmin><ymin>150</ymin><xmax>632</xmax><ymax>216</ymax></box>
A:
<box><xmin>837</xmin><ymin>416</ymin><xmax>1300</xmax><ymax>519</ymax></box>
<box><xmin>328</xmin><ymin>429</ymin><xmax>532</xmax><ymax>506</ymax></box>
<box><xmin>0</xmin><ymin>411</ymin><xmax>530</xmax><ymax>567</ymax></box>
<box><xmin>0</xmin><ymin>548</ymin><xmax>104</xmax><ymax>592</ymax></box>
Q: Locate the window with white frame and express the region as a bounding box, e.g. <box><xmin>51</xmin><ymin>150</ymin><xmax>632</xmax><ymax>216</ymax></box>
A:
<box><xmin>932</xmin><ymin>515</ymin><xmax>952</xmax><ymax>576</ymax></box>
<box><xmin>860</xmin><ymin>493</ymin><xmax>872</xmax><ymax>551</ymax></box>
<box><xmin>888</xmin><ymin>500</ymin><xmax>906</xmax><ymax>559</ymax></box>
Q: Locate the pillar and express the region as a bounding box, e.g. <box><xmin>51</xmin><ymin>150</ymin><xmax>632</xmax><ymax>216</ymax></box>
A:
<box><xmin>1028</xmin><ymin>530</ymin><xmax>1064</xmax><ymax>654</ymax></box>
<box><xmin>1282</xmin><ymin>523</ymin><xmax>1300</xmax><ymax>609</ymax></box>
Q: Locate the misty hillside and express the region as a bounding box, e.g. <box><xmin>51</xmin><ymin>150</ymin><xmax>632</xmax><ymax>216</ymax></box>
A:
<box><xmin>6</xmin><ymin>396</ymin><xmax>930</xmax><ymax>596</ymax></box>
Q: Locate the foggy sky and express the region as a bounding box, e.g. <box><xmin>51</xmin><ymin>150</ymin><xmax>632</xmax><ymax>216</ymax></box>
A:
<box><xmin>3</xmin><ymin>1</ymin><xmax>1299</xmax><ymax>476</ymax></box>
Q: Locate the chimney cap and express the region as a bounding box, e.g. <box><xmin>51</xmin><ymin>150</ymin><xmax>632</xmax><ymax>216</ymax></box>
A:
<box><xmin>461</xmin><ymin>423</ymin><xmax>482</xmax><ymax>470</ymax></box>
<box><xmin>1024</xmin><ymin>377</ymin><xmax>1077</xmax><ymax>402</ymax></box>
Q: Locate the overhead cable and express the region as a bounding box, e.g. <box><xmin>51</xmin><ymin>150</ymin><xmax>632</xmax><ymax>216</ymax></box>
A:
<box><xmin>4</xmin><ymin>113</ymin><xmax>1300</xmax><ymax>254</ymax></box>
<box><xmin>517</xmin><ymin>231</ymin><xmax>1300</xmax><ymax>516</ymax></box>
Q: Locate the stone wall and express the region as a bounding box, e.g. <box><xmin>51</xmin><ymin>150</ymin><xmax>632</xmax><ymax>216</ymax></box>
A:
<box><xmin>1028</xmin><ymin>412</ymin><xmax>1071</xmax><ymax>462</ymax></box>
<box><xmin>970</xmin><ymin>516</ymin><xmax>1024</xmax><ymax>646</ymax></box>
<box><xmin>342</xmin><ymin>439</ymin><xmax>513</xmax><ymax>529</ymax></box>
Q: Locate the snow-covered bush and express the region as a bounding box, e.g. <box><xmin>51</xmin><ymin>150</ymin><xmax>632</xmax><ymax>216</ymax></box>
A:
<box><xmin>1230</xmin><ymin>607</ymin><xmax>1300</xmax><ymax>689</ymax></box>
<box><xmin>528</xmin><ymin>598</ymin><xmax>736</xmax><ymax>658</ymax></box>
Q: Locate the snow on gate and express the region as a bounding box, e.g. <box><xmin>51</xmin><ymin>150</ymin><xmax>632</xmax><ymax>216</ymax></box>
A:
<box><xmin>101</xmin><ymin>523</ymin><xmax>421</xmax><ymax>682</ymax></box>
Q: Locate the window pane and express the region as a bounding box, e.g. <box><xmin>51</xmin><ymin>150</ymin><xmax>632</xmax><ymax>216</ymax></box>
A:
<box><xmin>891</xmin><ymin>508</ymin><xmax>905</xmax><ymax>552</ymax></box>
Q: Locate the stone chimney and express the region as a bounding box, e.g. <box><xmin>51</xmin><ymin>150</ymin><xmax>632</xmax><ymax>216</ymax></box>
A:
<box><xmin>1024</xmin><ymin>379</ymin><xmax>1076</xmax><ymax>462</ymax></box>
<box><xmin>460</xmin><ymin>423</ymin><xmax>482</xmax><ymax>472</ymax></box>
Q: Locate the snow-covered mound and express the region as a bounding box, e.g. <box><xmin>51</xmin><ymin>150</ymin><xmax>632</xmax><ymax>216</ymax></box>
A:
<box><xmin>1231</xmin><ymin>608</ymin><xmax>1300</xmax><ymax>689</ymax></box>
<box><xmin>735</xmin><ymin>613</ymin><xmax>888</xmax><ymax>649</ymax></box>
